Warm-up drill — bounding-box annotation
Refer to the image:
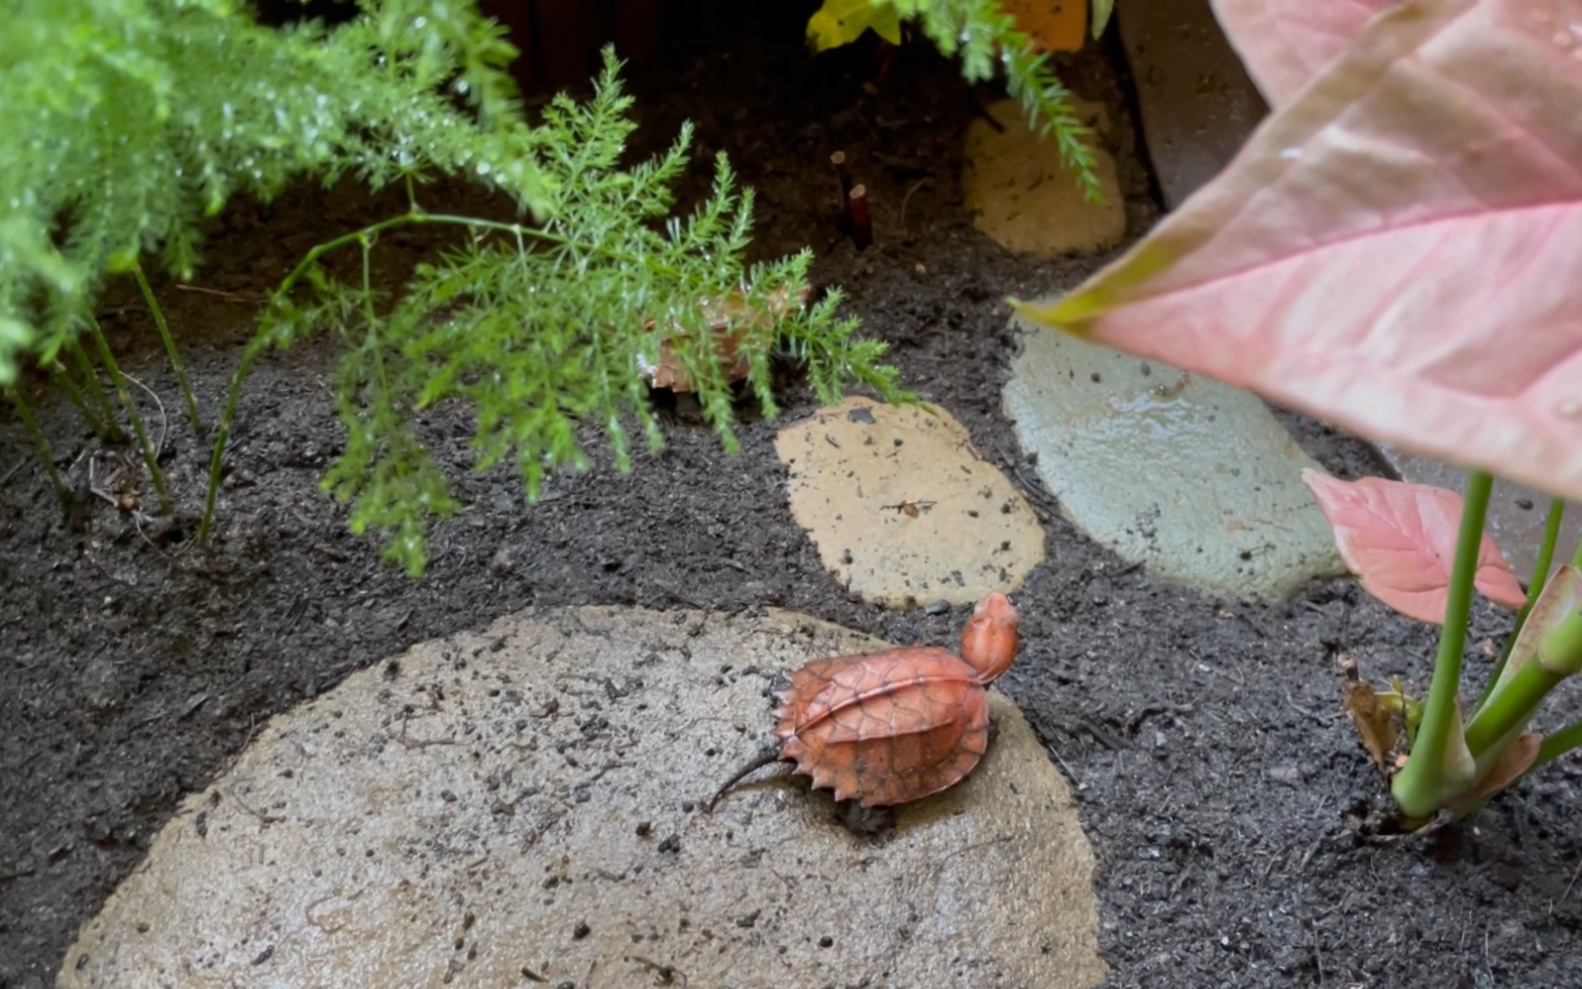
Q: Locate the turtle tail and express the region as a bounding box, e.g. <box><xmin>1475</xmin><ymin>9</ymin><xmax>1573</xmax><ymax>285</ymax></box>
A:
<box><xmin>704</xmin><ymin>745</ymin><xmax>783</xmax><ymax>813</ymax></box>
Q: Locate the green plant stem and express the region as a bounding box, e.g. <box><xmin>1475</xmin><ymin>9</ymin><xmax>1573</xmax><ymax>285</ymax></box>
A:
<box><xmin>134</xmin><ymin>262</ymin><xmax>204</xmax><ymax>436</ymax></box>
<box><xmin>274</xmin><ymin>210</ymin><xmax>667</xmax><ymax>303</ymax></box>
<box><xmin>68</xmin><ymin>337</ymin><xmax>124</xmax><ymax>442</ymax></box>
<box><xmin>359</xmin><ymin>235</ymin><xmax>388</xmax><ymax>396</ymax></box>
<box><xmin>196</xmin><ymin>337</ymin><xmax>266</xmax><ymax>545</ymax></box>
<box><xmin>1478</xmin><ymin>496</ymin><xmax>1565</xmax><ymax>711</ymax></box>
<box><xmin>87</xmin><ymin>316</ymin><xmax>170</xmax><ymax>512</ymax></box>
<box><xmin>50</xmin><ymin>363</ymin><xmax>108</xmax><ymax>437</ymax></box>
<box><xmin>1531</xmin><ymin>717</ymin><xmax>1582</xmax><ymax>773</ymax></box>
<box><xmin>6</xmin><ymin>386</ymin><xmax>68</xmax><ymax>504</ymax></box>
<box><xmin>1391</xmin><ymin>470</ymin><xmax>1494</xmax><ymax>819</ymax></box>
<box><xmin>1462</xmin><ymin>656</ymin><xmax>1563</xmax><ymax>758</ymax></box>
<box><xmin>197</xmin><ymin>207</ymin><xmax>677</xmax><ymax>545</ymax></box>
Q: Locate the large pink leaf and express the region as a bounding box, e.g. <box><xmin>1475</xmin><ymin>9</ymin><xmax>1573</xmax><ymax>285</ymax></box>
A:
<box><xmin>1302</xmin><ymin>471</ymin><xmax>1526</xmax><ymax>622</ymax></box>
<box><xmin>1212</xmin><ymin>0</ymin><xmax>1401</xmax><ymax>106</ymax></box>
<box><xmin>1016</xmin><ymin>0</ymin><xmax>1582</xmax><ymax>503</ymax></box>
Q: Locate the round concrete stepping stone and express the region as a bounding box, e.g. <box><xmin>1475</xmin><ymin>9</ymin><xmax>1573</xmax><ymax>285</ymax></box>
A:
<box><xmin>774</xmin><ymin>396</ymin><xmax>1046</xmax><ymax>608</ymax></box>
<box><xmin>1003</xmin><ymin>317</ymin><xmax>1345</xmax><ymax>601</ymax></box>
<box><xmin>61</xmin><ymin>605</ymin><xmax>1105</xmax><ymax>989</ymax></box>
<box><xmin>963</xmin><ymin>97</ymin><xmax>1125</xmax><ymax>257</ymax></box>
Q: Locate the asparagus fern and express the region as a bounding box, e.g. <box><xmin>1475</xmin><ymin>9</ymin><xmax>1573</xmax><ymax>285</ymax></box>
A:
<box><xmin>4</xmin><ymin>1</ymin><xmax>906</xmax><ymax>574</ymax></box>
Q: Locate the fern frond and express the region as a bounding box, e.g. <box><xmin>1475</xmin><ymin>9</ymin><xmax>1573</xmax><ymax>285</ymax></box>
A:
<box><xmin>876</xmin><ymin>0</ymin><xmax>1103</xmax><ymax>201</ymax></box>
<box><xmin>251</xmin><ymin>49</ymin><xmax>907</xmax><ymax>571</ymax></box>
<box><xmin>4</xmin><ymin>3</ymin><xmax>908</xmax><ymax>573</ymax></box>
<box><xmin>0</xmin><ymin>0</ymin><xmax>550</xmax><ymax>384</ymax></box>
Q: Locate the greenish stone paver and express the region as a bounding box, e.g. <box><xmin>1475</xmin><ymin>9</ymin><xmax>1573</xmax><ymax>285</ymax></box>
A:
<box><xmin>1003</xmin><ymin>317</ymin><xmax>1344</xmax><ymax>601</ymax></box>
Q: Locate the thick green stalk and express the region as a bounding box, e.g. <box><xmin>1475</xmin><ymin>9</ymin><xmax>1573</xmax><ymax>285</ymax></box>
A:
<box><xmin>1531</xmin><ymin>717</ymin><xmax>1582</xmax><ymax>773</ymax></box>
<box><xmin>1462</xmin><ymin>657</ymin><xmax>1563</xmax><ymax>757</ymax></box>
<box><xmin>134</xmin><ymin>262</ymin><xmax>204</xmax><ymax>436</ymax></box>
<box><xmin>1391</xmin><ymin>470</ymin><xmax>1494</xmax><ymax>819</ymax></box>
<box><xmin>1477</xmin><ymin>496</ymin><xmax>1564</xmax><ymax>711</ymax></box>
<box><xmin>7</xmin><ymin>387</ymin><xmax>68</xmax><ymax>503</ymax></box>
<box><xmin>67</xmin><ymin>337</ymin><xmax>124</xmax><ymax>442</ymax></box>
<box><xmin>88</xmin><ymin>316</ymin><xmax>170</xmax><ymax>512</ymax></box>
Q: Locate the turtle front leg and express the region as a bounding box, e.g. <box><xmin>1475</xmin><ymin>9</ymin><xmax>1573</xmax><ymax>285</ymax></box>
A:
<box><xmin>704</xmin><ymin>745</ymin><xmax>783</xmax><ymax>812</ymax></box>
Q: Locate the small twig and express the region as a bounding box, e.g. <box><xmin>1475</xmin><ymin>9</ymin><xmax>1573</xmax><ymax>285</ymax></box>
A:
<box><xmin>847</xmin><ymin>184</ymin><xmax>873</xmax><ymax>250</ymax></box>
<box><xmin>1043</xmin><ymin>740</ymin><xmax>1083</xmax><ymax>789</ymax></box>
<box><xmin>119</xmin><ymin>370</ymin><xmax>168</xmax><ymax>460</ymax></box>
<box><xmin>938</xmin><ymin>834</ymin><xmax>1012</xmax><ymax>866</ymax></box>
<box><xmin>1127</xmin><ymin>702</ymin><xmax>1194</xmax><ymax>733</ymax></box>
<box><xmin>175</xmin><ymin>283</ymin><xmax>269</xmax><ymax>304</ymax></box>
<box><xmin>629</xmin><ymin>955</ymin><xmax>688</xmax><ymax>988</ymax></box>
<box><xmin>829</xmin><ymin>151</ymin><xmax>853</xmax><ymax>201</ymax></box>
<box><xmin>0</xmin><ymin>459</ymin><xmax>24</xmax><ymax>487</ymax></box>
<box><xmin>1556</xmin><ymin>857</ymin><xmax>1582</xmax><ymax>912</ymax></box>
<box><xmin>230</xmin><ymin>790</ymin><xmax>285</xmax><ymax>826</ymax></box>
<box><xmin>86</xmin><ymin>474</ymin><xmax>121</xmax><ymax>511</ymax></box>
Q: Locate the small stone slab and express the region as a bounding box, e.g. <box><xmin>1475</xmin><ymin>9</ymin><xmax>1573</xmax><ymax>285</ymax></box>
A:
<box><xmin>60</xmin><ymin>606</ymin><xmax>1106</xmax><ymax>989</ymax></box>
<box><xmin>1003</xmin><ymin>318</ymin><xmax>1344</xmax><ymax>601</ymax></box>
<box><xmin>1115</xmin><ymin>0</ymin><xmax>1268</xmax><ymax>208</ymax></box>
<box><xmin>774</xmin><ymin>396</ymin><xmax>1046</xmax><ymax>607</ymax></box>
<box><xmin>963</xmin><ymin>97</ymin><xmax>1126</xmax><ymax>256</ymax></box>
<box><xmin>1375</xmin><ymin>444</ymin><xmax>1576</xmax><ymax>585</ymax></box>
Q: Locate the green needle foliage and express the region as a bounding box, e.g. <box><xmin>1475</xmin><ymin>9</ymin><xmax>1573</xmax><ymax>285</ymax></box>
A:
<box><xmin>4</xmin><ymin>0</ymin><xmax>904</xmax><ymax>575</ymax></box>
<box><xmin>242</xmin><ymin>52</ymin><xmax>902</xmax><ymax>574</ymax></box>
<box><xmin>0</xmin><ymin>0</ymin><xmax>545</xmax><ymax>385</ymax></box>
<box><xmin>884</xmin><ymin>0</ymin><xmax>1103</xmax><ymax>201</ymax></box>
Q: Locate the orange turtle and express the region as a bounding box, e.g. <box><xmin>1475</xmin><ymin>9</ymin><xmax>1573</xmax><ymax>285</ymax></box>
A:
<box><xmin>707</xmin><ymin>592</ymin><xmax>1021</xmax><ymax>811</ymax></box>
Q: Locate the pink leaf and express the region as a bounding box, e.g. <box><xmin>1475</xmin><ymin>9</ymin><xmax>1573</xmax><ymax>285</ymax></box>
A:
<box><xmin>1302</xmin><ymin>471</ymin><xmax>1526</xmax><ymax>622</ymax></box>
<box><xmin>1016</xmin><ymin>0</ymin><xmax>1582</xmax><ymax>503</ymax></box>
<box><xmin>1212</xmin><ymin>0</ymin><xmax>1400</xmax><ymax>106</ymax></box>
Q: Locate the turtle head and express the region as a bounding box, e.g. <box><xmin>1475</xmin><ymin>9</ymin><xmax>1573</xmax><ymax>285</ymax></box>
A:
<box><xmin>960</xmin><ymin>591</ymin><xmax>1020</xmax><ymax>683</ymax></box>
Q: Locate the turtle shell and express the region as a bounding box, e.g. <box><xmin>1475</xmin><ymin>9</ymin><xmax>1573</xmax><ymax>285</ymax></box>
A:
<box><xmin>773</xmin><ymin>646</ymin><xmax>993</xmax><ymax>808</ymax></box>
<box><xmin>705</xmin><ymin>592</ymin><xmax>1020</xmax><ymax>814</ymax></box>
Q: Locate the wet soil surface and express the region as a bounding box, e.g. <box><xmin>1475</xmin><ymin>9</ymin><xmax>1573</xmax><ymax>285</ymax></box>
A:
<box><xmin>5</xmin><ymin>6</ymin><xmax>1582</xmax><ymax>988</ymax></box>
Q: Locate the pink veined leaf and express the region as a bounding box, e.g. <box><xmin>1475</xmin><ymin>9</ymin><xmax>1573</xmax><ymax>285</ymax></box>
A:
<box><xmin>1016</xmin><ymin>0</ymin><xmax>1582</xmax><ymax>503</ymax></box>
<box><xmin>1211</xmin><ymin>0</ymin><xmax>1401</xmax><ymax>107</ymax></box>
<box><xmin>1302</xmin><ymin>471</ymin><xmax>1526</xmax><ymax>623</ymax></box>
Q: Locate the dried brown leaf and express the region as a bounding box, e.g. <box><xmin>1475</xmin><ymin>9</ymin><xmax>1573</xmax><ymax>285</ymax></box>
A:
<box><xmin>1342</xmin><ymin>678</ymin><xmax>1399</xmax><ymax>776</ymax></box>
<box><xmin>644</xmin><ymin>283</ymin><xmax>810</xmax><ymax>393</ymax></box>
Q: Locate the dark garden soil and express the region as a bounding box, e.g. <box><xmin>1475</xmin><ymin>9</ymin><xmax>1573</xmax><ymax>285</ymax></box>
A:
<box><xmin>5</xmin><ymin>5</ymin><xmax>1582</xmax><ymax>988</ymax></box>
